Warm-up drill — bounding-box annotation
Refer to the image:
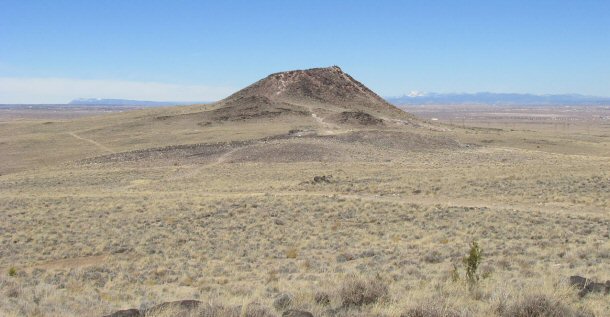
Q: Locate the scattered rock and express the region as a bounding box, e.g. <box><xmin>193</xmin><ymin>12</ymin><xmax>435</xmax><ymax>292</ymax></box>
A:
<box><xmin>569</xmin><ymin>275</ymin><xmax>610</xmax><ymax>297</ymax></box>
<box><xmin>583</xmin><ymin>281</ymin><xmax>608</xmax><ymax>295</ymax></box>
<box><xmin>282</xmin><ymin>310</ymin><xmax>314</xmax><ymax>317</ymax></box>
<box><xmin>569</xmin><ymin>275</ymin><xmax>588</xmax><ymax>289</ymax></box>
<box><xmin>313</xmin><ymin>175</ymin><xmax>333</xmax><ymax>184</ymax></box>
<box><xmin>274</xmin><ymin>219</ymin><xmax>285</xmax><ymax>226</ymax></box>
<box><xmin>104</xmin><ymin>300</ymin><xmax>202</xmax><ymax>317</ymax></box>
<box><xmin>208</xmin><ymin>95</ymin><xmax>311</xmax><ymax>122</ymax></box>
<box><xmin>330</xmin><ymin>111</ymin><xmax>384</xmax><ymax>126</ymax></box>
<box><xmin>103</xmin><ymin>309</ymin><xmax>141</xmax><ymax>317</ymax></box>
<box><xmin>273</xmin><ymin>293</ymin><xmax>294</xmax><ymax>310</ymax></box>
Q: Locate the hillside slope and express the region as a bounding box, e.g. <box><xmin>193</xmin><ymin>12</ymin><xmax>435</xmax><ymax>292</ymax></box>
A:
<box><xmin>0</xmin><ymin>67</ymin><xmax>448</xmax><ymax>174</ymax></box>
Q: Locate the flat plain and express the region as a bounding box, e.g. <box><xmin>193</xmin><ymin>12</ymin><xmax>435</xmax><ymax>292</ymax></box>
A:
<box><xmin>1</xmin><ymin>72</ymin><xmax>609</xmax><ymax>316</ymax></box>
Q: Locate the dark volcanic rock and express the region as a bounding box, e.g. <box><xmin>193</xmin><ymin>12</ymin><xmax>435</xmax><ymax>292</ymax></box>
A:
<box><xmin>103</xmin><ymin>309</ymin><xmax>141</xmax><ymax>317</ymax></box>
<box><xmin>224</xmin><ymin>66</ymin><xmax>408</xmax><ymax>119</ymax></box>
<box><xmin>569</xmin><ymin>275</ymin><xmax>588</xmax><ymax>289</ymax></box>
<box><xmin>330</xmin><ymin>111</ymin><xmax>384</xmax><ymax>126</ymax></box>
<box><xmin>569</xmin><ymin>275</ymin><xmax>610</xmax><ymax>297</ymax></box>
<box><xmin>208</xmin><ymin>95</ymin><xmax>311</xmax><ymax>122</ymax></box>
<box><xmin>313</xmin><ymin>175</ymin><xmax>333</xmax><ymax>184</ymax></box>
<box><xmin>104</xmin><ymin>300</ymin><xmax>202</xmax><ymax>317</ymax></box>
<box><xmin>273</xmin><ymin>293</ymin><xmax>294</xmax><ymax>310</ymax></box>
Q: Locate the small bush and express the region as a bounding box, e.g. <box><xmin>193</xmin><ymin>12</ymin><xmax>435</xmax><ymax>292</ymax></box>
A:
<box><xmin>314</xmin><ymin>291</ymin><xmax>331</xmax><ymax>306</ymax></box>
<box><xmin>424</xmin><ymin>250</ymin><xmax>443</xmax><ymax>263</ymax></box>
<box><xmin>8</xmin><ymin>267</ymin><xmax>17</xmax><ymax>277</ymax></box>
<box><xmin>4</xmin><ymin>286</ymin><xmax>20</xmax><ymax>298</ymax></box>
<box><xmin>197</xmin><ymin>304</ymin><xmax>241</xmax><ymax>317</ymax></box>
<box><xmin>244</xmin><ymin>303</ymin><xmax>276</xmax><ymax>317</ymax></box>
<box><xmin>340</xmin><ymin>274</ymin><xmax>388</xmax><ymax>307</ymax></box>
<box><xmin>463</xmin><ymin>241</ymin><xmax>482</xmax><ymax>285</ymax></box>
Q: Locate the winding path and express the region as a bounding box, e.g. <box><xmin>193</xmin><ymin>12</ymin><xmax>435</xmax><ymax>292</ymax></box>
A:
<box><xmin>67</xmin><ymin>131</ymin><xmax>115</xmax><ymax>154</ymax></box>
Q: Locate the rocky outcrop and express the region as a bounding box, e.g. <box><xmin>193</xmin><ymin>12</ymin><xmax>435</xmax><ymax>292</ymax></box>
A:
<box><xmin>569</xmin><ymin>275</ymin><xmax>610</xmax><ymax>297</ymax></box>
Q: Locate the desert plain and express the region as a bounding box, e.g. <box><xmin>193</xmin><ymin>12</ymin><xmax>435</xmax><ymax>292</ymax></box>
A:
<box><xmin>0</xmin><ymin>67</ymin><xmax>608</xmax><ymax>317</ymax></box>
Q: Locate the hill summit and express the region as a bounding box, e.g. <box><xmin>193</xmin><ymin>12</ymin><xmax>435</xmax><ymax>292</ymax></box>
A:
<box><xmin>209</xmin><ymin>66</ymin><xmax>410</xmax><ymax>125</ymax></box>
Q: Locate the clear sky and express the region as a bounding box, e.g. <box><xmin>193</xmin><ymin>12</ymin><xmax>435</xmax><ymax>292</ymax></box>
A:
<box><xmin>1</xmin><ymin>0</ymin><xmax>609</xmax><ymax>103</ymax></box>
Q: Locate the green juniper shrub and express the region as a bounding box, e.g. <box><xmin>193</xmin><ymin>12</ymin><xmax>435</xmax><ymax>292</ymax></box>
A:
<box><xmin>463</xmin><ymin>241</ymin><xmax>482</xmax><ymax>285</ymax></box>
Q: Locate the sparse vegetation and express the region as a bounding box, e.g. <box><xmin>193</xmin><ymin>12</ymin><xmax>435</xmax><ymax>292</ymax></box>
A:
<box><xmin>314</xmin><ymin>291</ymin><xmax>331</xmax><ymax>306</ymax></box>
<box><xmin>339</xmin><ymin>274</ymin><xmax>388</xmax><ymax>307</ymax></box>
<box><xmin>499</xmin><ymin>294</ymin><xmax>593</xmax><ymax>317</ymax></box>
<box><xmin>0</xmin><ymin>80</ymin><xmax>608</xmax><ymax>316</ymax></box>
<box><xmin>463</xmin><ymin>241</ymin><xmax>483</xmax><ymax>285</ymax></box>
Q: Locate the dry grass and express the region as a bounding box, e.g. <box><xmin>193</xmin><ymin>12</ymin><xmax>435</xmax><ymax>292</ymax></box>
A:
<box><xmin>499</xmin><ymin>294</ymin><xmax>595</xmax><ymax>317</ymax></box>
<box><xmin>0</xmin><ymin>106</ymin><xmax>608</xmax><ymax>316</ymax></box>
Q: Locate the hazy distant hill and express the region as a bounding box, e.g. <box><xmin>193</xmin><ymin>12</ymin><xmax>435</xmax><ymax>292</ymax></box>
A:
<box><xmin>69</xmin><ymin>98</ymin><xmax>204</xmax><ymax>106</ymax></box>
<box><xmin>387</xmin><ymin>92</ymin><xmax>610</xmax><ymax>106</ymax></box>
<box><xmin>69</xmin><ymin>92</ymin><xmax>610</xmax><ymax>108</ymax></box>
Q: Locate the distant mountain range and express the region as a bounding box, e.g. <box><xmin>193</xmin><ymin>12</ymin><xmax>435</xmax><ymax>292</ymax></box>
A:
<box><xmin>67</xmin><ymin>93</ymin><xmax>610</xmax><ymax>107</ymax></box>
<box><xmin>387</xmin><ymin>92</ymin><xmax>610</xmax><ymax>106</ymax></box>
<box><xmin>69</xmin><ymin>98</ymin><xmax>205</xmax><ymax>106</ymax></box>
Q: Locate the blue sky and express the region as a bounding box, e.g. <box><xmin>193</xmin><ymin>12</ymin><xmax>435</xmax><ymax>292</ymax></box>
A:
<box><xmin>1</xmin><ymin>0</ymin><xmax>609</xmax><ymax>103</ymax></box>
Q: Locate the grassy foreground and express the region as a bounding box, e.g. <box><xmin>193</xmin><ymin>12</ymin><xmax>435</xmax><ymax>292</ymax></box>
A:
<box><xmin>0</xmin><ymin>108</ymin><xmax>608</xmax><ymax>316</ymax></box>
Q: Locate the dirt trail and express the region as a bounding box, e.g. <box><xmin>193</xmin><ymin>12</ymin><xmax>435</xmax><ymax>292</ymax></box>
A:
<box><xmin>67</xmin><ymin>131</ymin><xmax>115</xmax><ymax>154</ymax></box>
<box><xmin>164</xmin><ymin>147</ymin><xmax>241</xmax><ymax>182</ymax></box>
<box><xmin>208</xmin><ymin>147</ymin><xmax>239</xmax><ymax>167</ymax></box>
<box><xmin>293</xmin><ymin>100</ymin><xmax>342</xmax><ymax>135</ymax></box>
<box><xmin>310</xmin><ymin>113</ymin><xmax>326</xmax><ymax>126</ymax></box>
<box><xmin>311</xmin><ymin>112</ymin><xmax>347</xmax><ymax>135</ymax></box>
